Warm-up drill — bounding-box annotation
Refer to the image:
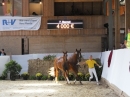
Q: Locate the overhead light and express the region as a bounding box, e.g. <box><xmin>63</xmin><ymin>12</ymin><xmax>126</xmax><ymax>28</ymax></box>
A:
<box><xmin>2</xmin><ymin>0</ymin><xmax>5</xmax><ymax>5</ymax></box>
<box><xmin>39</xmin><ymin>0</ymin><xmax>42</xmax><ymax>4</ymax></box>
<box><xmin>119</xmin><ymin>0</ymin><xmax>125</xmax><ymax>6</ymax></box>
<box><xmin>119</xmin><ymin>0</ymin><xmax>124</xmax><ymax>2</ymax></box>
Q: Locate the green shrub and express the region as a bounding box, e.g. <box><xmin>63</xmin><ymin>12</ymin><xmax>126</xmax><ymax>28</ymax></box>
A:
<box><xmin>85</xmin><ymin>73</ymin><xmax>90</xmax><ymax>81</ymax></box>
<box><xmin>29</xmin><ymin>75</ymin><xmax>36</xmax><ymax>80</ymax></box>
<box><xmin>1</xmin><ymin>69</ymin><xmax>8</xmax><ymax>79</ymax></box>
<box><xmin>0</xmin><ymin>76</ymin><xmax>2</xmax><ymax>80</ymax></box>
<box><xmin>48</xmin><ymin>75</ymin><xmax>54</xmax><ymax>80</ymax></box>
<box><xmin>43</xmin><ymin>55</ymin><xmax>56</xmax><ymax>61</ymax></box>
<box><xmin>41</xmin><ymin>75</ymin><xmax>48</xmax><ymax>80</ymax></box>
<box><xmin>69</xmin><ymin>73</ymin><xmax>74</xmax><ymax>80</ymax></box>
<box><xmin>58</xmin><ymin>76</ymin><xmax>65</xmax><ymax>81</ymax></box>
<box><xmin>3</xmin><ymin>60</ymin><xmax>22</xmax><ymax>80</ymax></box>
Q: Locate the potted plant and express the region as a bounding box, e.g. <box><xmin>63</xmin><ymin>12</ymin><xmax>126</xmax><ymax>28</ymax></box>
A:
<box><xmin>4</xmin><ymin>60</ymin><xmax>22</xmax><ymax>81</ymax></box>
<box><xmin>21</xmin><ymin>72</ymin><xmax>29</xmax><ymax>80</ymax></box>
<box><xmin>69</xmin><ymin>73</ymin><xmax>74</xmax><ymax>80</ymax></box>
<box><xmin>85</xmin><ymin>73</ymin><xmax>90</xmax><ymax>81</ymax></box>
<box><xmin>48</xmin><ymin>75</ymin><xmax>54</xmax><ymax>80</ymax></box>
<box><xmin>41</xmin><ymin>75</ymin><xmax>48</xmax><ymax>80</ymax></box>
<box><xmin>29</xmin><ymin>75</ymin><xmax>36</xmax><ymax>80</ymax></box>
<box><xmin>35</xmin><ymin>73</ymin><xmax>42</xmax><ymax>80</ymax></box>
<box><xmin>77</xmin><ymin>72</ymin><xmax>84</xmax><ymax>81</ymax></box>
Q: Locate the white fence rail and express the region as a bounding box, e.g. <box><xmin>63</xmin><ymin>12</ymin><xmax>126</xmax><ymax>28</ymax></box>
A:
<box><xmin>101</xmin><ymin>49</ymin><xmax>130</xmax><ymax>96</ymax></box>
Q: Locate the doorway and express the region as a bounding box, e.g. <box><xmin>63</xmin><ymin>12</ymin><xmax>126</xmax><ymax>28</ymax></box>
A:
<box><xmin>22</xmin><ymin>38</ymin><xmax>29</xmax><ymax>55</ymax></box>
<box><xmin>101</xmin><ymin>37</ymin><xmax>108</xmax><ymax>51</ymax></box>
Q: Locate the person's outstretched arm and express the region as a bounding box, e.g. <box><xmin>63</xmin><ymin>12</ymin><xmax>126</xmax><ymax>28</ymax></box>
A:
<box><xmin>94</xmin><ymin>61</ymin><xmax>102</xmax><ymax>68</ymax></box>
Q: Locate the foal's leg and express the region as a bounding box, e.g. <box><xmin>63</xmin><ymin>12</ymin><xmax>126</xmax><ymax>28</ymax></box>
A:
<box><xmin>73</xmin><ymin>70</ymin><xmax>82</xmax><ymax>84</ymax></box>
<box><xmin>64</xmin><ymin>70</ymin><xmax>71</xmax><ymax>84</ymax></box>
<box><xmin>55</xmin><ymin>69</ymin><xmax>59</xmax><ymax>83</ymax></box>
<box><xmin>54</xmin><ymin>68</ymin><xmax>57</xmax><ymax>83</ymax></box>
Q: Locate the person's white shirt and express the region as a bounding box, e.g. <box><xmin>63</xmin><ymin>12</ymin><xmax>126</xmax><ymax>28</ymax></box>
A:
<box><xmin>1</xmin><ymin>53</ymin><xmax>4</xmax><ymax>56</ymax></box>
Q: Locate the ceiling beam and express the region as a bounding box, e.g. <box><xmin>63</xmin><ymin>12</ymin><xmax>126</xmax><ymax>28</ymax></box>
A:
<box><xmin>104</xmin><ymin>0</ymin><xmax>109</xmax><ymax>3</ymax></box>
<box><xmin>54</xmin><ymin>0</ymin><xmax>103</xmax><ymax>2</ymax></box>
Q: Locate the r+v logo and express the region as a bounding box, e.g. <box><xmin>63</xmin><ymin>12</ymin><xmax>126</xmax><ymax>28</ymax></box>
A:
<box><xmin>2</xmin><ymin>19</ymin><xmax>16</xmax><ymax>25</ymax></box>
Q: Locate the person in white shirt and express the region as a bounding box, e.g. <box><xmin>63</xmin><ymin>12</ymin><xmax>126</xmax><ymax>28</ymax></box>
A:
<box><xmin>0</xmin><ymin>49</ymin><xmax>6</xmax><ymax>56</ymax></box>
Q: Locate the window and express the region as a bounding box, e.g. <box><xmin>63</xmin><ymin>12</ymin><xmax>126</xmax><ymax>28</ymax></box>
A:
<box><xmin>13</xmin><ymin>0</ymin><xmax>22</xmax><ymax>16</ymax></box>
<box><xmin>29</xmin><ymin>0</ymin><xmax>43</xmax><ymax>16</ymax></box>
<box><xmin>54</xmin><ymin>2</ymin><xmax>103</xmax><ymax>16</ymax></box>
<box><xmin>0</xmin><ymin>0</ymin><xmax>22</xmax><ymax>16</ymax></box>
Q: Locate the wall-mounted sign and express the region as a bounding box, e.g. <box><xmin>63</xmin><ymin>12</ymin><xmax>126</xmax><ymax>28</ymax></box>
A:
<box><xmin>0</xmin><ymin>17</ymin><xmax>41</xmax><ymax>31</ymax></box>
<box><xmin>47</xmin><ymin>20</ymin><xmax>83</xmax><ymax>29</ymax></box>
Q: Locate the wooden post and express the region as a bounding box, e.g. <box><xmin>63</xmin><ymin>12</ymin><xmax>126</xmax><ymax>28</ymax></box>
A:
<box><xmin>125</xmin><ymin>0</ymin><xmax>130</xmax><ymax>35</ymax></box>
<box><xmin>114</xmin><ymin>0</ymin><xmax>120</xmax><ymax>49</ymax></box>
<box><xmin>108</xmin><ymin>0</ymin><xmax>113</xmax><ymax>50</ymax></box>
<box><xmin>43</xmin><ymin>0</ymin><xmax>54</xmax><ymax>16</ymax></box>
<box><xmin>22</xmin><ymin>0</ymin><xmax>29</xmax><ymax>17</ymax></box>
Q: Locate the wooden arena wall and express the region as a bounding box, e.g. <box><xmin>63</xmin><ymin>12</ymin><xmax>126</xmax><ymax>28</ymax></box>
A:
<box><xmin>0</xmin><ymin>0</ymin><xmax>125</xmax><ymax>55</ymax></box>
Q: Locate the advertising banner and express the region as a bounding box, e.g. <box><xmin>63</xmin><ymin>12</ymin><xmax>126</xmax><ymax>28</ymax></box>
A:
<box><xmin>0</xmin><ymin>16</ymin><xmax>41</xmax><ymax>31</ymax></box>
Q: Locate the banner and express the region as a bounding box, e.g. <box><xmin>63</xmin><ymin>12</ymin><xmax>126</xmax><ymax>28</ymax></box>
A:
<box><xmin>0</xmin><ymin>16</ymin><xmax>41</xmax><ymax>31</ymax></box>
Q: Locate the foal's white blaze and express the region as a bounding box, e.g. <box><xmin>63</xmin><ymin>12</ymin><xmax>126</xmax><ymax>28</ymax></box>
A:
<box><xmin>79</xmin><ymin>54</ymin><xmax>81</xmax><ymax>58</ymax></box>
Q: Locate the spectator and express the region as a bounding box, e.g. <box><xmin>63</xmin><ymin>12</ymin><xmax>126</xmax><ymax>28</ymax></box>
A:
<box><xmin>120</xmin><ymin>42</ymin><xmax>126</xmax><ymax>49</ymax></box>
<box><xmin>124</xmin><ymin>28</ymin><xmax>130</xmax><ymax>48</ymax></box>
<box><xmin>32</xmin><ymin>12</ymin><xmax>38</xmax><ymax>15</ymax></box>
<box><xmin>0</xmin><ymin>49</ymin><xmax>6</xmax><ymax>56</ymax></box>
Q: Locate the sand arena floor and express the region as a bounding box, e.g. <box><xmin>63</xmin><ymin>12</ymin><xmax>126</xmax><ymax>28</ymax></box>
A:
<box><xmin>0</xmin><ymin>80</ymin><xmax>119</xmax><ymax>97</ymax></box>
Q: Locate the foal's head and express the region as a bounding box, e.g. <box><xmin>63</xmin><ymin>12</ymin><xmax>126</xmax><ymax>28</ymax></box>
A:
<box><xmin>63</xmin><ymin>51</ymin><xmax>68</xmax><ymax>62</ymax></box>
<box><xmin>76</xmin><ymin>49</ymin><xmax>82</xmax><ymax>62</ymax></box>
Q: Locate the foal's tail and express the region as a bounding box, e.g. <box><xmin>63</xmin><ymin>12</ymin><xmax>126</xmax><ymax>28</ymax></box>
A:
<box><xmin>48</xmin><ymin>67</ymin><xmax>55</xmax><ymax>77</ymax></box>
<box><xmin>48</xmin><ymin>58</ymin><xmax>57</xmax><ymax>77</ymax></box>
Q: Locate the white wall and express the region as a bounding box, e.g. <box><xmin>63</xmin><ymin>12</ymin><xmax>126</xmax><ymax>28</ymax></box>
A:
<box><xmin>0</xmin><ymin>56</ymin><xmax>10</xmax><ymax>75</ymax></box>
<box><xmin>11</xmin><ymin>52</ymin><xmax>101</xmax><ymax>74</ymax></box>
<box><xmin>101</xmin><ymin>49</ymin><xmax>130</xmax><ymax>96</ymax></box>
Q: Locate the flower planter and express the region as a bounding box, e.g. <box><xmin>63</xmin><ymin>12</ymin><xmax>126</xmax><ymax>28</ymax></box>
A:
<box><xmin>37</xmin><ymin>77</ymin><xmax>42</xmax><ymax>80</ymax></box>
<box><xmin>23</xmin><ymin>77</ymin><xmax>28</xmax><ymax>80</ymax></box>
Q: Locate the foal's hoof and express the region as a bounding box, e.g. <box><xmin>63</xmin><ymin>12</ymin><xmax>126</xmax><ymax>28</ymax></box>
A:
<box><xmin>68</xmin><ymin>82</ymin><xmax>71</xmax><ymax>84</ymax></box>
<box><xmin>55</xmin><ymin>81</ymin><xmax>59</xmax><ymax>84</ymax></box>
<box><xmin>80</xmin><ymin>82</ymin><xmax>83</xmax><ymax>85</ymax></box>
<box><xmin>66</xmin><ymin>82</ymin><xmax>71</xmax><ymax>84</ymax></box>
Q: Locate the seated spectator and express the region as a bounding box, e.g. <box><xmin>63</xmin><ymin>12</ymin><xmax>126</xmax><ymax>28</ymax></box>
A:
<box><xmin>0</xmin><ymin>49</ymin><xmax>6</xmax><ymax>56</ymax></box>
<box><xmin>32</xmin><ymin>12</ymin><xmax>38</xmax><ymax>15</ymax></box>
<box><xmin>120</xmin><ymin>42</ymin><xmax>126</xmax><ymax>49</ymax></box>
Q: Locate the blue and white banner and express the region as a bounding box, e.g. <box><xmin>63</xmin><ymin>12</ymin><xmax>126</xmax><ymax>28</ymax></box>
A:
<box><xmin>0</xmin><ymin>17</ymin><xmax>41</xmax><ymax>31</ymax></box>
